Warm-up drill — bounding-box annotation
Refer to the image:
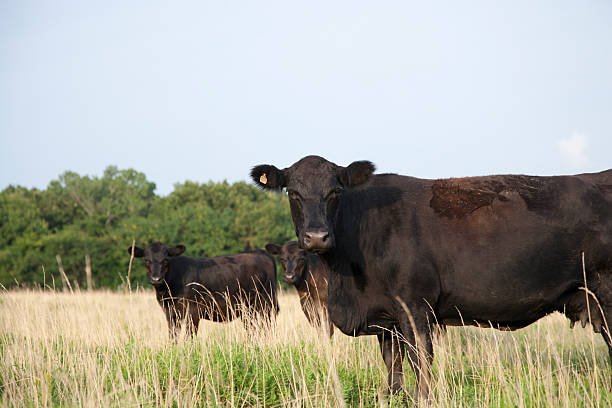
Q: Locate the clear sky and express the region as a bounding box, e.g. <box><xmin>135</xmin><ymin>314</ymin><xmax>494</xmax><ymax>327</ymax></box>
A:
<box><xmin>1</xmin><ymin>1</ymin><xmax>611</xmax><ymax>195</ymax></box>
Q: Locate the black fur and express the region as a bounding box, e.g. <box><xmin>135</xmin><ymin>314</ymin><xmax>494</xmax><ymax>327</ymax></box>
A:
<box><xmin>129</xmin><ymin>242</ymin><xmax>279</xmax><ymax>338</ymax></box>
<box><xmin>266</xmin><ymin>241</ymin><xmax>334</xmax><ymax>336</ymax></box>
<box><xmin>251</xmin><ymin>156</ymin><xmax>612</xmax><ymax>401</ymax></box>
<box><xmin>250</xmin><ymin>164</ymin><xmax>286</xmax><ymax>190</ymax></box>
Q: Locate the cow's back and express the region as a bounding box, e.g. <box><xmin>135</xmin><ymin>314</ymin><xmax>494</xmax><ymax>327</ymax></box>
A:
<box><xmin>329</xmin><ymin>171</ymin><xmax>612</xmax><ymax>332</ymax></box>
<box><xmin>166</xmin><ymin>251</ymin><xmax>277</xmax><ymax>320</ymax></box>
<box><xmin>427</xmin><ymin>174</ymin><xmax>610</xmax><ymax>323</ymax></box>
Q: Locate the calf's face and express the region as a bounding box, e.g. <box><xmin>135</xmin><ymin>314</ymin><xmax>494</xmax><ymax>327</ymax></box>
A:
<box><xmin>266</xmin><ymin>242</ymin><xmax>307</xmax><ymax>284</ymax></box>
<box><xmin>127</xmin><ymin>242</ymin><xmax>186</xmax><ymax>285</ymax></box>
<box><xmin>252</xmin><ymin>155</ymin><xmax>374</xmax><ymax>253</ymax></box>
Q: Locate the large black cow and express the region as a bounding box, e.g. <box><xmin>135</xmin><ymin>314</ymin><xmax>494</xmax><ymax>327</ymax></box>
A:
<box><xmin>128</xmin><ymin>242</ymin><xmax>279</xmax><ymax>338</ymax></box>
<box><xmin>265</xmin><ymin>241</ymin><xmax>334</xmax><ymax>336</ymax></box>
<box><xmin>251</xmin><ymin>155</ymin><xmax>612</xmax><ymax>401</ymax></box>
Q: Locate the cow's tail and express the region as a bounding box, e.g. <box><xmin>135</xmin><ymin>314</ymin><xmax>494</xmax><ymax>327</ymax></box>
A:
<box><xmin>270</xmin><ymin>252</ymin><xmax>280</xmax><ymax>315</ymax></box>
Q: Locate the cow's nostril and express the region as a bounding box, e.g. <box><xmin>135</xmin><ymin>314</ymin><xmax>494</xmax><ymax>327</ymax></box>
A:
<box><xmin>303</xmin><ymin>231</ymin><xmax>332</xmax><ymax>251</ymax></box>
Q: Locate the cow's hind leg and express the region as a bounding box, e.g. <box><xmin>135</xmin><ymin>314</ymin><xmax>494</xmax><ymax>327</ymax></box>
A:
<box><xmin>598</xmin><ymin>297</ymin><xmax>612</xmax><ymax>389</ymax></box>
<box><xmin>601</xmin><ymin>324</ymin><xmax>612</xmax><ymax>390</ymax></box>
<box><xmin>582</xmin><ymin>272</ymin><xmax>612</xmax><ymax>389</ymax></box>
<box><xmin>186</xmin><ymin>305</ymin><xmax>200</xmax><ymax>338</ymax></box>
<box><xmin>591</xmin><ymin>273</ymin><xmax>612</xmax><ymax>389</ymax></box>
<box><xmin>264</xmin><ymin>294</ymin><xmax>279</xmax><ymax>328</ymax></box>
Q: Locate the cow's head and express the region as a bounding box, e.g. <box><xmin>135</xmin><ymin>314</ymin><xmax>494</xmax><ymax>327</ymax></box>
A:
<box><xmin>127</xmin><ymin>242</ymin><xmax>186</xmax><ymax>286</ymax></box>
<box><xmin>265</xmin><ymin>241</ymin><xmax>308</xmax><ymax>284</ymax></box>
<box><xmin>252</xmin><ymin>155</ymin><xmax>375</xmax><ymax>253</ymax></box>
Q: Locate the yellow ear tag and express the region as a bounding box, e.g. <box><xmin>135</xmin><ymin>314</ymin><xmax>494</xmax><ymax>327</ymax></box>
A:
<box><xmin>260</xmin><ymin>173</ymin><xmax>268</xmax><ymax>184</ymax></box>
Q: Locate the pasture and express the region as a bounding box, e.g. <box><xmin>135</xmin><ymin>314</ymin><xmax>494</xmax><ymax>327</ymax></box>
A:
<box><xmin>0</xmin><ymin>289</ymin><xmax>610</xmax><ymax>407</ymax></box>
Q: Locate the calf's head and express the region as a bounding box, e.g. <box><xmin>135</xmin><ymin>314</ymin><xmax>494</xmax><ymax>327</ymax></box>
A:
<box><xmin>252</xmin><ymin>155</ymin><xmax>375</xmax><ymax>253</ymax></box>
<box><xmin>127</xmin><ymin>242</ymin><xmax>186</xmax><ymax>286</ymax></box>
<box><xmin>265</xmin><ymin>241</ymin><xmax>308</xmax><ymax>284</ymax></box>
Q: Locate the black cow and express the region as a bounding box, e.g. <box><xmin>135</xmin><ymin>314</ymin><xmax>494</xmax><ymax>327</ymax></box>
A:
<box><xmin>251</xmin><ymin>155</ymin><xmax>612</xmax><ymax>402</ymax></box>
<box><xmin>128</xmin><ymin>242</ymin><xmax>279</xmax><ymax>338</ymax></box>
<box><xmin>265</xmin><ymin>241</ymin><xmax>334</xmax><ymax>336</ymax></box>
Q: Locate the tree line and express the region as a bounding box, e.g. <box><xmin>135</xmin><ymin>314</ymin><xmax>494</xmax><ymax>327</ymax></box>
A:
<box><xmin>0</xmin><ymin>166</ymin><xmax>295</xmax><ymax>289</ymax></box>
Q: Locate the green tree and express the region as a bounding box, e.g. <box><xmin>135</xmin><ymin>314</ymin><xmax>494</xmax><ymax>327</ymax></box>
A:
<box><xmin>0</xmin><ymin>168</ymin><xmax>295</xmax><ymax>289</ymax></box>
<box><xmin>0</xmin><ymin>186</ymin><xmax>48</xmax><ymax>285</ymax></box>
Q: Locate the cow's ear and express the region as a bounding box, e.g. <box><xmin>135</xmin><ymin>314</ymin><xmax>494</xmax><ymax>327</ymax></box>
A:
<box><xmin>168</xmin><ymin>245</ymin><xmax>186</xmax><ymax>257</ymax></box>
<box><xmin>251</xmin><ymin>165</ymin><xmax>286</xmax><ymax>191</ymax></box>
<box><xmin>339</xmin><ymin>160</ymin><xmax>375</xmax><ymax>188</ymax></box>
<box><xmin>265</xmin><ymin>243</ymin><xmax>281</xmax><ymax>255</ymax></box>
<box><xmin>128</xmin><ymin>246</ymin><xmax>145</xmax><ymax>258</ymax></box>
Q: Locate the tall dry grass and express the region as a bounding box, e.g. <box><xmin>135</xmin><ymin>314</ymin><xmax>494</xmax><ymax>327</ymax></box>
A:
<box><xmin>0</xmin><ymin>288</ymin><xmax>610</xmax><ymax>407</ymax></box>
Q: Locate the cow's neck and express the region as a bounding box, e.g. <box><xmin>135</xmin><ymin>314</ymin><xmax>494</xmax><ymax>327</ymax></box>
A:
<box><xmin>320</xmin><ymin>250</ymin><xmax>367</xmax><ymax>335</ymax></box>
<box><xmin>292</xmin><ymin>259</ymin><xmax>310</xmax><ymax>293</ymax></box>
<box><xmin>293</xmin><ymin>259</ymin><xmax>320</xmax><ymax>299</ymax></box>
<box><xmin>153</xmin><ymin>282</ymin><xmax>172</xmax><ymax>306</ymax></box>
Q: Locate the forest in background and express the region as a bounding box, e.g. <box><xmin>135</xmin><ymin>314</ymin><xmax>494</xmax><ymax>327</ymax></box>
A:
<box><xmin>0</xmin><ymin>166</ymin><xmax>295</xmax><ymax>289</ymax></box>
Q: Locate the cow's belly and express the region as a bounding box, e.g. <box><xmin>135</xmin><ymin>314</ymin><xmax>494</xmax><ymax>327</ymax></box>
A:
<box><xmin>328</xmin><ymin>291</ymin><xmax>398</xmax><ymax>336</ymax></box>
<box><xmin>432</xmin><ymin>215</ymin><xmax>586</xmax><ymax>326</ymax></box>
<box><xmin>330</xmin><ymin>308</ymin><xmax>397</xmax><ymax>336</ymax></box>
<box><xmin>435</xmin><ymin>276</ymin><xmax>578</xmax><ymax>325</ymax></box>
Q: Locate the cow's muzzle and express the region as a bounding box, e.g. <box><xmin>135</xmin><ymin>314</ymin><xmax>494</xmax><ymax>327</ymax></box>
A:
<box><xmin>149</xmin><ymin>276</ymin><xmax>164</xmax><ymax>285</ymax></box>
<box><xmin>283</xmin><ymin>273</ymin><xmax>298</xmax><ymax>284</ymax></box>
<box><xmin>303</xmin><ymin>230</ymin><xmax>333</xmax><ymax>253</ymax></box>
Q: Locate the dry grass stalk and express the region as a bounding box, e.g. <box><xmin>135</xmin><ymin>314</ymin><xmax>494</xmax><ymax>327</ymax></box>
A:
<box><xmin>126</xmin><ymin>239</ymin><xmax>135</xmax><ymax>294</ymax></box>
<box><xmin>55</xmin><ymin>254</ymin><xmax>73</xmax><ymax>294</ymax></box>
<box><xmin>0</xmin><ymin>289</ymin><xmax>610</xmax><ymax>407</ymax></box>
<box><xmin>85</xmin><ymin>254</ymin><xmax>93</xmax><ymax>291</ymax></box>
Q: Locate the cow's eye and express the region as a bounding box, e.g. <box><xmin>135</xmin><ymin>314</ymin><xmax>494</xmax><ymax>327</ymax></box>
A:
<box><xmin>288</xmin><ymin>190</ymin><xmax>300</xmax><ymax>200</ymax></box>
<box><xmin>326</xmin><ymin>187</ymin><xmax>343</xmax><ymax>199</ymax></box>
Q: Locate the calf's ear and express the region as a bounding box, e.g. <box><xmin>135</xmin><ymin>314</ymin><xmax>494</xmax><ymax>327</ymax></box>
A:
<box><xmin>251</xmin><ymin>164</ymin><xmax>286</xmax><ymax>191</ymax></box>
<box><xmin>168</xmin><ymin>245</ymin><xmax>186</xmax><ymax>257</ymax></box>
<box><xmin>339</xmin><ymin>160</ymin><xmax>376</xmax><ymax>188</ymax></box>
<box><xmin>265</xmin><ymin>243</ymin><xmax>281</xmax><ymax>255</ymax></box>
<box><xmin>128</xmin><ymin>246</ymin><xmax>145</xmax><ymax>258</ymax></box>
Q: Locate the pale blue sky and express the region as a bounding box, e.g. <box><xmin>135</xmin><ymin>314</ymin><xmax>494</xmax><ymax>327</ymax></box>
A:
<box><xmin>1</xmin><ymin>1</ymin><xmax>611</xmax><ymax>195</ymax></box>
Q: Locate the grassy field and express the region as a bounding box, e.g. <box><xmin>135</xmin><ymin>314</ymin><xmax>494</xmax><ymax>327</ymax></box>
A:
<box><xmin>0</xmin><ymin>289</ymin><xmax>610</xmax><ymax>407</ymax></box>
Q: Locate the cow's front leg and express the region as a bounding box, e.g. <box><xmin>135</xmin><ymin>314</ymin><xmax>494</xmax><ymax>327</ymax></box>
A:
<box><xmin>377</xmin><ymin>330</ymin><xmax>405</xmax><ymax>394</ymax></box>
<box><xmin>165</xmin><ymin>306</ymin><xmax>182</xmax><ymax>340</ymax></box>
<box><xmin>397</xmin><ymin>305</ymin><xmax>434</xmax><ymax>404</ymax></box>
